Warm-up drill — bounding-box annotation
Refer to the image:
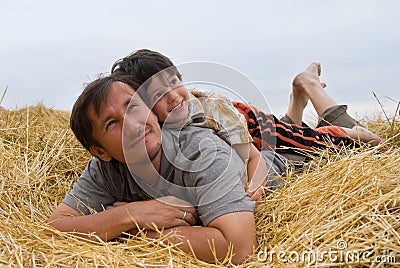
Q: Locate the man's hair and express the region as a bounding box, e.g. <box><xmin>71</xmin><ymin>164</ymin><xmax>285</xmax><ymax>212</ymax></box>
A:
<box><xmin>70</xmin><ymin>75</ymin><xmax>141</xmax><ymax>152</ymax></box>
<box><xmin>111</xmin><ymin>49</ymin><xmax>182</xmax><ymax>85</ymax></box>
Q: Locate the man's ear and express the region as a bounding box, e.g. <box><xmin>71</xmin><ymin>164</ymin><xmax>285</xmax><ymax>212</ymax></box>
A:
<box><xmin>89</xmin><ymin>145</ymin><xmax>113</xmax><ymax>162</ymax></box>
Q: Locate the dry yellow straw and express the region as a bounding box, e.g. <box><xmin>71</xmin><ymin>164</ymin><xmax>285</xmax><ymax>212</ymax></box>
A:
<box><xmin>1</xmin><ymin>104</ymin><xmax>399</xmax><ymax>267</ymax></box>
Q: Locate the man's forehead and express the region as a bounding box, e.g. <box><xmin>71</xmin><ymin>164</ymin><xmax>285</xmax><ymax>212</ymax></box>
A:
<box><xmin>86</xmin><ymin>82</ymin><xmax>136</xmax><ymax>122</ymax></box>
<box><xmin>112</xmin><ymin>81</ymin><xmax>136</xmax><ymax>95</ymax></box>
<box><xmin>102</xmin><ymin>81</ymin><xmax>144</xmax><ymax>106</ymax></box>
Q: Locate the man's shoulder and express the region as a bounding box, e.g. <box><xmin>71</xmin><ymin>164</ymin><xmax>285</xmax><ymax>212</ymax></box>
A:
<box><xmin>83</xmin><ymin>157</ymin><xmax>129</xmax><ymax>180</ymax></box>
<box><xmin>86</xmin><ymin>156</ymin><xmax>123</xmax><ymax>169</ymax></box>
<box><xmin>180</xmin><ymin>125</ymin><xmax>224</xmax><ymax>142</ymax></box>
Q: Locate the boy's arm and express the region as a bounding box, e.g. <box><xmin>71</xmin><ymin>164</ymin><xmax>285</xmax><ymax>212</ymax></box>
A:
<box><xmin>233</xmin><ymin>143</ymin><xmax>267</xmax><ymax>201</ymax></box>
<box><xmin>146</xmin><ymin>211</ymin><xmax>256</xmax><ymax>265</ymax></box>
<box><xmin>47</xmin><ymin>197</ymin><xmax>198</xmax><ymax>241</ymax></box>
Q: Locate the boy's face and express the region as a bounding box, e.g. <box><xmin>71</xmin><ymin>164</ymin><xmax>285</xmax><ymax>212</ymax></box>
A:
<box><xmin>146</xmin><ymin>71</ymin><xmax>189</xmax><ymax>123</ymax></box>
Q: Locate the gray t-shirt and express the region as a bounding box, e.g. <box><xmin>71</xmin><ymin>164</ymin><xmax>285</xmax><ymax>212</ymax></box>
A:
<box><xmin>63</xmin><ymin>125</ymin><xmax>255</xmax><ymax>226</ymax></box>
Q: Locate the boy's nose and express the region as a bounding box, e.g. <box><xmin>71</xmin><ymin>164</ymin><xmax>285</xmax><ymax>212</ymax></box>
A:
<box><xmin>166</xmin><ymin>89</ymin><xmax>179</xmax><ymax>103</ymax></box>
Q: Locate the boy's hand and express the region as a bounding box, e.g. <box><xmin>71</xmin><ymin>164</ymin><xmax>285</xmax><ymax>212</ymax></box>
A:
<box><xmin>245</xmin><ymin>173</ymin><xmax>267</xmax><ymax>202</ymax></box>
<box><xmin>246</xmin><ymin>187</ymin><xmax>264</xmax><ymax>202</ymax></box>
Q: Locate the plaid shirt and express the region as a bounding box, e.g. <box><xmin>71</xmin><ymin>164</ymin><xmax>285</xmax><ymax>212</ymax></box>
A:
<box><xmin>162</xmin><ymin>88</ymin><xmax>252</xmax><ymax>145</ymax></box>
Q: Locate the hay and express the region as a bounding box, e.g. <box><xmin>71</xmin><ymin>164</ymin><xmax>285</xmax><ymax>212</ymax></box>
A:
<box><xmin>1</xmin><ymin>104</ymin><xmax>399</xmax><ymax>267</ymax></box>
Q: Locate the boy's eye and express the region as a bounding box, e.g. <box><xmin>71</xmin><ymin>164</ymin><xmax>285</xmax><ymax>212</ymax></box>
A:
<box><xmin>153</xmin><ymin>92</ymin><xmax>164</xmax><ymax>103</ymax></box>
<box><xmin>170</xmin><ymin>78</ymin><xmax>178</xmax><ymax>86</ymax></box>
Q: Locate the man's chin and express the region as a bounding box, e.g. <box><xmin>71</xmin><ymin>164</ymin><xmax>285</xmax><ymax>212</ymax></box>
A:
<box><xmin>123</xmin><ymin>143</ymin><xmax>161</xmax><ymax>164</ymax></box>
<box><xmin>146</xmin><ymin>143</ymin><xmax>162</xmax><ymax>161</ymax></box>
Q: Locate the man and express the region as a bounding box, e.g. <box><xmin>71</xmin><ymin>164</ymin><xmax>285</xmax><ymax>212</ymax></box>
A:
<box><xmin>48</xmin><ymin>75</ymin><xmax>258</xmax><ymax>264</ymax></box>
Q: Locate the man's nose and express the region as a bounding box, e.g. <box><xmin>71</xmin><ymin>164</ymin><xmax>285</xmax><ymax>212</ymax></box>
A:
<box><xmin>123</xmin><ymin>114</ymin><xmax>140</xmax><ymax>138</ymax></box>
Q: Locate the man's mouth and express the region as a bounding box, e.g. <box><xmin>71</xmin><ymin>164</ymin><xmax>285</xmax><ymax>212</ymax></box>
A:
<box><xmin>124</xmin><ymin>128</ymin><xmax>150</xmax><ymax>149</ymax></box>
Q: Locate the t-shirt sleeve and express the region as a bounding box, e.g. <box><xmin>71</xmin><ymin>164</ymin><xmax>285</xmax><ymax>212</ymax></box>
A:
<box><xmin>62</xmin><ymin>158</ymin><xmax>116</xmax><ymax>215</ymax></box>
<box><xmin>190</xmin><ymin>89</ymin><xmax>252</xmax><ymax>145</ymax></box>
<box><xmin>180</xmin><ymin>130</ymin><xmax>255</xmax><ymax>226</ymax></box>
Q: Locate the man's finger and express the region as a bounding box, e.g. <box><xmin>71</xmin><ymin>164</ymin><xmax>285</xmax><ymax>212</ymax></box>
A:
<box><xmin>180</xmin><ymin>206</ymin><xmax>197</xmax><ymax>217</ymax></box>
<box><xmin>181</xmin><ymin>210</ymin><xmax>199</xmax><ymax>226</ymax></box>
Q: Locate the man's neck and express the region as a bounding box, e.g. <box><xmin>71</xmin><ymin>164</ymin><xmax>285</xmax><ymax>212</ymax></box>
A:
<box><xmin>126</xmin><ymin>148</ymin><xmax>163</xmax><ymax>185</ymax></box>
<box><xmin>151</xmin><ymin>147</ymin><xmax>163</xmax><ymax>173</ymax></box>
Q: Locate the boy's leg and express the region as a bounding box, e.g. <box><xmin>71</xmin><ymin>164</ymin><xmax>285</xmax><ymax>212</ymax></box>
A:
<box><xmin>287</xmin><ymin>62</ymin><xmax>363</xmax><ymax>128</ymax></box>
<box><xmin>280</xmin><ymin>114</ymin><xmax>310</xmax><ymax>127</ymax></box>
<box><xmin>284</xmin><ymin>71</ymin><xmax>315</xmax><ymax>126</ymax></box>
<box><xmin>317</xmin><ymin>105</ymin><xmax>363</xmax><ymax>128</ymax></box>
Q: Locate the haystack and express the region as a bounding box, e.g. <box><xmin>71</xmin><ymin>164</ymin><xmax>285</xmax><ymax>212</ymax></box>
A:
<box><xmin>0</xmin><ymin>104</ymin><xmax>399</xmax><ymax>267</ymax></box>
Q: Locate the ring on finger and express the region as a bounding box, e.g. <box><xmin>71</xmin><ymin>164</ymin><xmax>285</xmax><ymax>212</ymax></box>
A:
<box><xmin>182</xmin><ymin>211</ymin><xmax>187</xmax><ymax>220</ymax></box>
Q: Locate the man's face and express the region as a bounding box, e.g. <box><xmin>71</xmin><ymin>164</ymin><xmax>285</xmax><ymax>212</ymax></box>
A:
<box><xmin>146</xmin><ymin>71</ymin><xmax>189</xmax><ymax>123</ymax></box>
<box><xmin>87</xmin><ymin>81</ymin><xmax>162</xmax><ymax>164</ymax></box>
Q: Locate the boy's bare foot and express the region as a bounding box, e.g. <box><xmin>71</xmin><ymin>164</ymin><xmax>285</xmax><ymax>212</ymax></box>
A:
<box><xmin>292</xmin><ymin>62</ymin><xmax>324</xmax><ymax>102</ymax></box>
<box><xmin>291</xmin><ymin>62</ymin><xmax>337</xmax><ymax>116</ymax></box>
<box><xmin>286</xmin><ymin>62</ymin><xmax>328</xmax><ymax>125</ymax></box>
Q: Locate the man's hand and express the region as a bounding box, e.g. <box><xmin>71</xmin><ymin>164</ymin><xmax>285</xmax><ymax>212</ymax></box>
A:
<box><xmin>107</xmin><ymin>196</ymin><xmax>199</xmax><ymax>229</ymax></box>
<box><xmin>48</xmin><ymin>196</ymin><xmax>198</xmax><ymax>242</ymax></box>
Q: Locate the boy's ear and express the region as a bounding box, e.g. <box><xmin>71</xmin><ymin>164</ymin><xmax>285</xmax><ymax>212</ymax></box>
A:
<box><xmin>89</xmin><ymin>145</ymin><xmax>112</xmax><ymax>162</ymax></box>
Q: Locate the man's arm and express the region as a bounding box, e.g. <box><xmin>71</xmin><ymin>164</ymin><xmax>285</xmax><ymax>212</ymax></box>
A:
<box><xmin>146</xmin><ymin>211</ymin><xmax>256</xmax><ymax>265</ymax></box>
<box><xmin>47</xmin><ymin>196</ymin><xmax>198</xmax><ymax>242</ymax></box>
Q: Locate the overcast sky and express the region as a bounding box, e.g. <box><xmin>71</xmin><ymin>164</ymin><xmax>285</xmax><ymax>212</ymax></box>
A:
<box><xmin>1</xmin><ymin>0</ymin><xmax>399</xmax><ymax>122</ymax></box>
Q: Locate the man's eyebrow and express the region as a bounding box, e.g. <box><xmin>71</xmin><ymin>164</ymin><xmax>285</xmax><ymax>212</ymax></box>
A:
<box><xmin>123</xmin><ymin>98</ymin><xmax>133</xmax><ymax>109</ymax></box>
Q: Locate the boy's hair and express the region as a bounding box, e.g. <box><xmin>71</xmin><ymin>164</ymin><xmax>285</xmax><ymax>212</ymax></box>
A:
<box><xmin>70</xmin><ymin>75</ymin><xmax>141</xmax><ymax>152</ymax></box>
<box><xmin>111</xmin><ymin>49</ymin><xmax>182</xmax><ymax>85</ymax></box>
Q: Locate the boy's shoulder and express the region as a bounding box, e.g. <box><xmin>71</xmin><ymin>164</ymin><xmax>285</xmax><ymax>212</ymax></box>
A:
<box><xmin>189</xmin><ymin>88</ymin><xmax>233</xmax><ymax>110</ymax></box>
<box><xmin>189</xmin><ymin>88</ymin><xmax>227</xmax><ymax>100</ymax></box>
<box><xmin>189</xmin><ymin>88</ymin><xmax>210</xmax><ymax>98</ymax></box>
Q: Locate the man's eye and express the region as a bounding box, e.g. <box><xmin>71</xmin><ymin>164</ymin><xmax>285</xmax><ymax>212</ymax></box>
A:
<box><xmin>106</xmin><ymin>120</ymin><xmax>116</xmax><ymax>131</ymax></box>
<box><xmin>127</xmin><ymin>104</ymin><xmax>137</xmax><ymax>113</ymax></box>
